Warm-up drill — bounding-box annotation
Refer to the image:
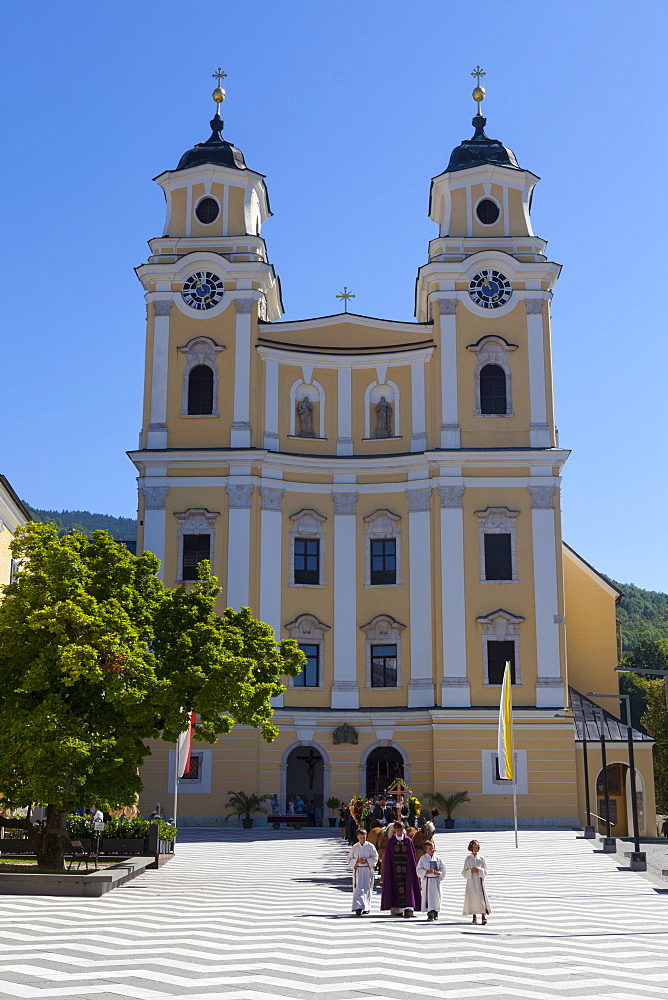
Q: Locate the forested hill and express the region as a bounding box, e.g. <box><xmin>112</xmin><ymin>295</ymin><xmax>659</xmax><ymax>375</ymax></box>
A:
<box><xmin>604</xmin><ymin>576</ymin><xmax>668</xmax><ymax>651</ymax></box>
<box><xmin>25</xmin><ymin>505</ymin><xmax>137</xmax><ymax>541</ymax></box>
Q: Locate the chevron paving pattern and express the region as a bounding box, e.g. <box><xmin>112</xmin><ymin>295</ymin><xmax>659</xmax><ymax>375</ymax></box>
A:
<box><xmin>0</xmin><ymin>828</ymin><xmax>666</xmax><ymax>1000</ymax></box>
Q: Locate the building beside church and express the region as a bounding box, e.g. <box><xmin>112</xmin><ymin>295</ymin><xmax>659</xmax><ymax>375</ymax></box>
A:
<box><xmin>0</xmin><ymin>475</ymin><xmax>31</xmax><ymax>592</ymax></box>
<box><xmin>130</xmin><ymin>78</ymin><xmax>655</xmax><ymax>833</ymax></box>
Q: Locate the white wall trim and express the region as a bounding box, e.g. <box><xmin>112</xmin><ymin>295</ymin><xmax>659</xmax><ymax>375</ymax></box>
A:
<box><xmin>482</xmin><ymin>749</ymin><xmax>528</xmax><ymax>795</ymax></box>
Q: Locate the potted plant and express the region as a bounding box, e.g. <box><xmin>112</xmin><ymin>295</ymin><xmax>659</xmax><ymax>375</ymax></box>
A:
<box><xmin>424</xmin><ymin>791</ymin><xmax>470</xmax><ymax>829</ymax></box>
<box><xmin>326</xmin><ymin>796</ymin><xmax>341</xmax><ymax>828</ymax></box>
<box><xmin>226</xmin><ymin>791</ymin><xmax>269</xmax><ymax>829</ymax></box>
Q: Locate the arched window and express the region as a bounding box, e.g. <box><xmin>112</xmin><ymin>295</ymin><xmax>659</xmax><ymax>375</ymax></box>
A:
<box><xmin>188</xmin><ymin>365</ymin><xmax>214</xmax><ymax>415</ymax></box>
<box><xmin>480</xmin><ymin>364</ymin><xmax>507</xmax><ymax>415</ymax></box>
<box><xmin>179</xmin><ymin>337</ymin><xmax>223</xmax><ymax>418</ymax></box>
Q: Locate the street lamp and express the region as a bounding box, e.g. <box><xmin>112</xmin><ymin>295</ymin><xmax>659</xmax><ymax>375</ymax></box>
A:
<box><xmin>555</xmin><ymin>711</ymin><xmax>595</xmax><ymax>838</ymax></box>
<box><xmin>582</xmin><ymin>702</ymin><xmax>616</xmax><ymax>850</ymax></box>
<box><xmin>588</xmin><ymin>692</ymin><xmax>646</xmax><ymax>871</ymax></box>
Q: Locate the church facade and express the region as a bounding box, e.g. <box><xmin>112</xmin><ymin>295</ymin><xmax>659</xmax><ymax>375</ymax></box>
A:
<box><xmin>130</xmin><ymin>80</ymin><xmax>655</xmax><ymax>833</ymax></box>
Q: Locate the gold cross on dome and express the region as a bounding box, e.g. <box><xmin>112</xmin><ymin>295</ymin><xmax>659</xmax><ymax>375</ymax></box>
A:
<box><xmin>212</xmin><ymin>67</ymin><xmax>228</xmax><ymax>86</ymax></box>
<box><xmin>336</xmin><ymin>286</ymin><xmax>355</xmax><ymax>312</ymax></box>
<box><xmin>471</xmin><ymin>65</ymin><xmax>486</xmax><ymax>86</ymax></box>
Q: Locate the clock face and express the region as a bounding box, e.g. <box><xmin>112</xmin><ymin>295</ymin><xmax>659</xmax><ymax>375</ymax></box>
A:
<box><xmin>468</xmin><ymin>269</ymin><xmax>512</xmax><ymax>309</ymax></box>
<box><xmin>181</xmin><ymin>271</ymin><xmax>225</xmax><ymax>311</ymax></box>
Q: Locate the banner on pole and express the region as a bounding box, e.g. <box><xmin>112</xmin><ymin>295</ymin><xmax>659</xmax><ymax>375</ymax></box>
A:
<box><xmin>176</xmin><ymin>711</ymin><xmax>196</xmax><ymax>778</ymax></box>
<box><xmin>497</xmin><ymin>662</ymin><xmax>514</xmax><ymax>780</ymax></box>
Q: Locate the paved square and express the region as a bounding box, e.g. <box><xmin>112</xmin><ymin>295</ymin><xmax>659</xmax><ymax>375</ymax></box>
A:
<box><xmin>0</xmin><ymin>828</ymin><xmax>666</xmax><ymax>999</ymax></box>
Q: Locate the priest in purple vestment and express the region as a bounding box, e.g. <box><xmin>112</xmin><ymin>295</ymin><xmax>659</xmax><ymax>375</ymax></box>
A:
<box><xmin>380</xmin><ymin>820</ymin><xmax>421</xmax><ymax>917</ymax></box>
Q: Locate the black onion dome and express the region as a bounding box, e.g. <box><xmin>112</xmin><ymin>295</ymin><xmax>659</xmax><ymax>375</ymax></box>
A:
<box><xmin>176</xmin><ymin>112</ymin><xmax>247</xmax><ymax>171</ymax></box>
<box><xmin>446</xmin><ymin>114</ymin><xmax>520</xmax><ymax>172</ymax></box>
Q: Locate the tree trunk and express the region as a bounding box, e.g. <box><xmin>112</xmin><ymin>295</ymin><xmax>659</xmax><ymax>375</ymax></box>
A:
<box><xmin>34</xmin><ymin>807</ymin><xmax>70</xmax><ymax>870</ymax></box>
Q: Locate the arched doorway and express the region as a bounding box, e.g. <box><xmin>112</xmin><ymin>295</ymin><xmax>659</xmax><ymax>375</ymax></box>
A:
<box><xmin>286</xmin><ymin>745</ymin><xmax>324</xmax><ymax>809</ymax></box>
<box><xmin>595</xmin><ymin>763</ymin><xmax>645</xmax><ymax>837</ymax></box>
<box><xmin>366</xmin><ymin>746</ymin><xmax>404</xmax><ymax>798</ymax></box>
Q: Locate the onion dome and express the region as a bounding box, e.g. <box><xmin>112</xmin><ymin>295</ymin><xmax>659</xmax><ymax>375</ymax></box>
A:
<box><xmin>176</xmin><ymin>111</ymin><xmax>247</xmax><ymax>171</ymax></box>
<box><xmin>446</xmin><ymin>113</ymin><xmax>521</xmax><ymax>172</ymax></box>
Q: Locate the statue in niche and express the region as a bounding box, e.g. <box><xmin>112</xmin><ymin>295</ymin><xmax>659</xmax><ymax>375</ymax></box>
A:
<box><xmin>297</xmin><ymin>396</ymin><xmax>314</xmax><ymax>437</ymax></box>
<box><xmin>375</xmin><ymin>396</ymin><xmax>393</xmax><ymax>438</ymax></box>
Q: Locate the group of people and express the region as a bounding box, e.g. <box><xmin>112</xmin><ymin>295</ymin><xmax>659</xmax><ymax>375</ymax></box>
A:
<box><xmin>281</xmin><ymin>795</ymin><xmax>322</xmax><ymax>826</ymax></box>
<box><xmin>347</xmin><ymin>822</ymin><xmax>490</xmax><ymax>923</ymax></box>
<box><xmin>340</xmin><ymin>794</ymin><xmax>436</xmax><ymax>844</ymax></box>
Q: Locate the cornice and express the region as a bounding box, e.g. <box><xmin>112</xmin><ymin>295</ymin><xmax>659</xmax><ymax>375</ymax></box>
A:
<box><xmin>256</xmin><ymin>342</ymin><xmax>435</xmax><ymax>367</ymax></box>
<box><xmin>266</xmin><ymin>314</ymin><xmax>431</xmax><ymax>335</ymax></box>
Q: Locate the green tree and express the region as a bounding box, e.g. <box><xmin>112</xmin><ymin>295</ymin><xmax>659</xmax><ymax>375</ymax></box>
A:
<box><xmin>640</xmin><ymin>680</ymin><xmax>668</xmax><ymax>814</ymax></box>
<box><xmin>623</xmin><ymin>637</ymin><xmax>668</xmax><ymax>674</ymax></box>
<box><xmin>0</xmin><ymin>523</ymin><xmax>304</xmax><ymax>869</ymax></box>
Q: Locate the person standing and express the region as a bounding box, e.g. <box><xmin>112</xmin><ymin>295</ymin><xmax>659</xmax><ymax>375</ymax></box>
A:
<box><xmin>661</xmin><ymin>817</ymin><xmax>668</xmax><ymax>839</ymax></box>
<box><xmin>348</xmin><ymin>828</ymin><xmax>379</xmax><ymax>915</ymax></box>
<box><xmin>416</xmin><ymin>839</ymin><xmax>446</xmax><ymax>921</ymax></box>
<box><xmin>380</xmin><ymin>820</ymin><xmax>421</xmax><ymax>918</ymax></box>
<box><xmin>339</xmin><ymin>803</ymin><xmax>350</xmax><ymax>839</ymax></box>
<box><xmin>462</xmin><ymin>839</ymin><xmax>490</xmax><ymax>924</ymax></box>
<box><xmin>372</xmin><ymin>796</ymin><xmax>389</xmax><ymax>825</ymax></box>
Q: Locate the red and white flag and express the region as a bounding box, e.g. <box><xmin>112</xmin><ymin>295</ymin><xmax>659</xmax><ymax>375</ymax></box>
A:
<box><xmin>176</xmin><ymin>712</ymin><xmax>196</xmax><ymax>778</ymax></box>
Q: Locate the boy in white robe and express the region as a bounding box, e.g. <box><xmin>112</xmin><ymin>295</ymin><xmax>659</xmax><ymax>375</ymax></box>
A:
<box><xmin>462</xmin><ymin>838</ymin><xmax>490</xmax><ymax>924</ymax></box>
<box><xmin>416</xmin><ymin>839</ymin><xmax>446</xmax><ymax>921</ymax></box>
<box><xmin>347</xmin><ymin>827</ymin><xmax>379</xmax><ymax>915</ymax></box>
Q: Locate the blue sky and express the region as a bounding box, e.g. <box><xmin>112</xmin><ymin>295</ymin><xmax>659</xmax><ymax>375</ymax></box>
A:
<box><xmin>1</xmin><ymin>1</ymin><xmax>666</xmax><ymax>591</ymax></box>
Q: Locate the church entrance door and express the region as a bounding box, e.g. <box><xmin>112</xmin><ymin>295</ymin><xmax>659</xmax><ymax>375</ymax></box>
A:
<box><xmin>366</xmin><ymin>747</ymin><xmax>404</xmax><ymax>799</ymax></box>
<box><xmin>286</xmin><ymin>746</ymin><xmax>324</xmax><ymax>811</ymax></box>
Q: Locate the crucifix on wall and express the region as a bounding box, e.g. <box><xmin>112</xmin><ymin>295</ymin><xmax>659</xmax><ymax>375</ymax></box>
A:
<box><xmin>296</xmin><ymin>748</ymin><xmax>322</xmax><ymax>791</ymax></box>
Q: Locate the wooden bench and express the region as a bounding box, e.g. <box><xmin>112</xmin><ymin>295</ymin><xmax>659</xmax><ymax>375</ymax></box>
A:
<box><xmin>67</xmin><ymin>840</ymin><xmax>99</xmax><ymax>871</ymax></box>
<box><xmin>267</xmin><ymin>815</ymin><xmax>307</xmax><ymax>830</ymax></box>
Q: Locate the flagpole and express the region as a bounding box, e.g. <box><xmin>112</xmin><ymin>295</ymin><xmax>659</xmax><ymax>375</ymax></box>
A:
<box><xmin>173</xmin><ymin>739</ymin><xmax>179</xmax><ymax>827</ymax></box>
<box><xmin>498</xmin><ymin>661</ymin><xmax>518</xmax><ymax>847</ymax></box>
<box><xmin>510</xmin><ymin>678</ymin><xmax>518</xmax><ymax>848</ymax></box>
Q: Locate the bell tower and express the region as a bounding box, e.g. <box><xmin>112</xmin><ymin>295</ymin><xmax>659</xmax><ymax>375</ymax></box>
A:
<box><xmin>135</xmin><ymin>71</ymin><xmax>283</xmax><ymax>453</ymax></box>
<box><xmin>415</xmin><ymin>68</ymin><xmax>560</xmax><ymax>451</ymax></box>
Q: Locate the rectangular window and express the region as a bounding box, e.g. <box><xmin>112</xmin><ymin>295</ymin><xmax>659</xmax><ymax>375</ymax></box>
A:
<box><xmin>294</xmin><ymin>643</ymin><xmax>320</xmax><ymax>687</ymax></box>
<box><xmin>370</xmin><ymin>539</ymin><xmax>396</xmax><ymax>585</ymax></box>
<box><xmin>294</xmin><ymin>538</ymin><xmax>320</xmax><ymax>584</ymax></box>
<box><xmin>181</xmin><ymin>754</ymin><xmax>202</xmax><ymax>781</ymax></box>
<box><xmin>484</xmin><ymin>533</ymin><xmax>512</xmax><ymax>580</ymax></box>
<box><xmin>371</xmin><ymin>643</ymin><xmax>398</xmax><ymax>687</ymax></box>
<box><xmin>486</xmin><ymin>640</ymin><xmax>516</xmax><ymax>685</ymax></box>
<box><xmin>182</xmin><ymin>534</ymin><xmax>211</xmax><ymax>581</ymax></box>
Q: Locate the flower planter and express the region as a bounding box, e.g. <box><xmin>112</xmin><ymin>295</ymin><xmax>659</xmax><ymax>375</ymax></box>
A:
<box><xmin>0</xmin><ymin>839</ymin><xmax>33</xmax><ymax>854</ymax></box>
<box><xmin>100</xmin><ymin>837</ymin><xmax>146</xmax><ymax>854</ymax></box>
<box><xmin>444</xmin><ymin>817</ymin><xmax>455</xmax><ymax>829</ymax></box>
<box><xmin>328</xmin><ymin>818</ymin><xmax>337</xmax><ymax>827</ymax></box>
<box><xmin>242</xmin><ymin>818</ymin><xmax>254</xmax><ymax>829</ymax></box>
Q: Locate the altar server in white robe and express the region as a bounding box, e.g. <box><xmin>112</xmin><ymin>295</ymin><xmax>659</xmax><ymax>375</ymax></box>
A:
<box><xmin>347</xmin><ymin>827</ymin><xmax>379</xmax><ymax>915</ymax></box>
<box><xmin>416</xmin><ymin>840</ymin><xmax>446</xmax><ymax>921</ymax></box>
<box><xmin>462</xmin><ymin>839</ymin><xmax>491</xmax><ymax>924</ymax></box>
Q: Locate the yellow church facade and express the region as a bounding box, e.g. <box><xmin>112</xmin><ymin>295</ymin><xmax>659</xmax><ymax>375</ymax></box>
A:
<box><xmin>130</xmin><ymin>80</ymin><xmax>655</xmax><ymax>834</ymax></box>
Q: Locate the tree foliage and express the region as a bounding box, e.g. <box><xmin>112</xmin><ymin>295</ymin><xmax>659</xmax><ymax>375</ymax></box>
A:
<box><xmin>639</xmin><ymin>680</ymin><xmax>668</xmax><ymax>814</ymax></box>
<box><xmin>0</xmin><ymin>523</ymin><xmax>304</xmax><ymax>868</ymax></box>
<box><xmin>25</xmin><ymin>504</ymin><xmax>137</xmax><ymax>540</ymax></box>
<box><xmin>605</xmin><ymin>576</ymin><xmax>668</xmax><ymax>653</ymax></box>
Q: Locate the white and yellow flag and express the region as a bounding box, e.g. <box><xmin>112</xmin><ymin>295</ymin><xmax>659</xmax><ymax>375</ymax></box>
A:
<box><xmin>497</xmin><ymin>661</ymin><xmax>514</xmax><ymax>780</ymax></box>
